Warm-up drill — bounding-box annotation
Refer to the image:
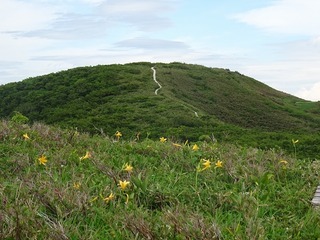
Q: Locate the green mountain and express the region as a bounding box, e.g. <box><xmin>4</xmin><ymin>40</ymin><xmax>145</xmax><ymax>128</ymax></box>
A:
<box><xmin>1</xmin><ymin>62</ymin><xmax>320</xmax><ymax>158</ymax></box>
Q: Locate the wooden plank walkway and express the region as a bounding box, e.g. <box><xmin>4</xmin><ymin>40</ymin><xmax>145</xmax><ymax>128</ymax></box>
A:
<box><xmin>311</xmin><ymin>186</ymin><xmax>320</xmax><ymax>206</ymax></box>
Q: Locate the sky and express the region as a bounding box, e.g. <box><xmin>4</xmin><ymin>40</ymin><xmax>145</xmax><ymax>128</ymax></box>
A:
<box><xmin>1</xmin><ymin>0</ymin><xmax>320</xmax><ymax>101</ymax></box>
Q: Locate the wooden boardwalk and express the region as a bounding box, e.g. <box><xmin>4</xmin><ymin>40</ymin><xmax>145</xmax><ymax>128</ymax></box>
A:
<box><xmin>311</xmin><ymin>186</ymin><xmax>320</xmax><ymax>206</ymax></box>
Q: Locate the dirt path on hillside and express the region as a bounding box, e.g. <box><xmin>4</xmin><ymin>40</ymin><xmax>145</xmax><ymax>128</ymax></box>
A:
<box><xmin>151</xmin><ymin>67</ymin><xmax>162</xmax><ymax>95</ymax></box>
<box><xmin>151</xmin><ymin>66</ymin><xmax>198</xmax><ymax>117</ymax></box>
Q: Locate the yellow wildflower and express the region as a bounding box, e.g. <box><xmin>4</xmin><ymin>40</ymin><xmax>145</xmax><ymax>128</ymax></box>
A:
<box><xmin>103</xmin><ymin>192</ymin><xmax>115</xmax><ymax>203</ymax></box>
<box><xmin>292</xmin><ymin>139</ymin><xmax>299</xmax><ymax>144</ymax></box>
<box><xmin>80</xmin><ymin>151</ymin><xmax>91</xmax><ymax>160</ymax></box>
<box><xmin>115</xmin><ymin>131</ymin><xmax>122</xmax><ymax>140</ymax></box>
<box><xmin>279</xmin><ymin>160</ymin><xmax>288</xmax><ymax>169</ymax></box>
<box><xmin>279</xmin><ymin>159</ymin><xmax>288</xmax><ymax>165</ymax></box>
<box><xmin>215</xmin><ymin>160</ymin><xmax>223</xmax><ymax>168</ymax></box>
<box><xmin>118</xmin><ymin>180</ymin><xmax>130</xmax><ymax>191</ymax></box>
<box><xmin>192</xmin><ymin>144</ymin><xmax>199</xmax><ymax>151</ymax></box>
<box><xmin>38</xmin><ymin>155</ymin><xmax>48</xmax><ymax>165</ymax></box>
<box><xmin>23</xmin><ymin>133</ymin><xmax>30</xmax><ymax>140</ymax></box>
<box><xmin>202</xmin><ymin>159</ymin><xmax>211</xmax><ymax>170</ymax></box>
<box><xmin>73</xmin><ymin>182</ymin><xmax>81</xmax><ymax>190</ymax></box>
<box><xmin>123</xmin><ymin>163</ymin><xmax>133</xmax><ymax>173</ymax></box>
<box><xmin>198</xmin><ymin>159</ymin><xmax>211</xmax><ymax>172</ymax></box>
<box><xmin>159</xmin><ymin>137</ymin><xmax>167</xmax><ymax>143</ymax></box>
<box><xmin>197</xmin><ymin>159</ymin><xmax>212</xmax><ymax>172</ymax></box>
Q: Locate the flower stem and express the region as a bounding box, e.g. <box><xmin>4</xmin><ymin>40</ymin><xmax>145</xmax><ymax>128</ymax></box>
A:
<box><xmin>195</xmin><ymin>171</ymin><xmax>199</xmax><ymax>191</ymax></box>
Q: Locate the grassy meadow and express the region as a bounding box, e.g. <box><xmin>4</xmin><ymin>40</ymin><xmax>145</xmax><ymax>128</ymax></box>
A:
<box><xmin>1</xmin><ymin>118</ymin><xmax>319</xmax><ymax>239</ymax></box>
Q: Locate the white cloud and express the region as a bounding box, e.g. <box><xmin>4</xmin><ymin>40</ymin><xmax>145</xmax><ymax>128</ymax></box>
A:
<box><xmin>296</xmin><ymin>82</ymin><xmax>320</xmax><ymax>101</ymax></box>
<box><xmin>81</xmin><ymin>0</ymin><xmax>105</xmax><ymax>5</ymax></box>
<box><xmin>115</xmin><ymin>37</ymin><xmax>189</xmax><ymax>50</ymax></box>
<box><xmin>278</xmin><ymin>37</ymin><xmax>320</xmax><ymax>60</ymax></box>
<box><xmin>230</xmin><ymin>1</ymin><xmax>320</xmax><ymax>100</ymax></box>
<box><xmin>102</xmin><ymin>0</ymin><xmax>172</xmax><ymax>13</ymax></box>
<box><xmin>99</xmin><ymin>0</ymin><xmax>177</xmax><ymax>31</ymax></box>
<box><xmin>18</xmin><ymin>13</ymin><xmax>110</xmax><ymax>40</ymax></box>
<box><xmin>236</xmin><ymin>57</ymin><xmax>320</xmax><ymax>98</ymax></box>
<box><xmin>0</xmin><ymin>0</ymin><xmax>183</xmax><ymax>86</ymax></box>
<box><xmin>0</xmin><ymin>0</ymin><xmax>58</xmax><ymax>31</ymax></box>
<box><xmin>2</xmin><ymin>0</ymin><xmax>177</xmax><ymax>40</ymax></box>
<box><xmin>234</xmin><ymin>0</ymin><xmax>320</xmax><ymax>36</ymax></box>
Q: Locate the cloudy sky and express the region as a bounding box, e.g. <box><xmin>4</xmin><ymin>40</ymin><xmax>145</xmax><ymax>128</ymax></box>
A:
<box><xmin>1</xmin><ymin>0</ymin><xmax>320</xmax><ymax>101</ymax></box>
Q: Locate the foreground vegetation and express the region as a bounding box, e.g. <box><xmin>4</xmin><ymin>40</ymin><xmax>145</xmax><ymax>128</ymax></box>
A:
<box><xmin>1</xmin><ymin>119</ymin><xmax>319</xmax><ymax>239</ymax></box>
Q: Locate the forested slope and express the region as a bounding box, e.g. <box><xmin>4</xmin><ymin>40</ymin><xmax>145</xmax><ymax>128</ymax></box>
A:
<box><xmin>1</xmin><ymin>62</ymin><xmax>319</xmax><ymax>158</ymax></box>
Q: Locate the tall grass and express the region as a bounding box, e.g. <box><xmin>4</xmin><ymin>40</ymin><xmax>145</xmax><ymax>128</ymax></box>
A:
<box><xmin>1</xmin><ymin>120</ymin><xmax>319</xmax><ymax>239</ymax></box>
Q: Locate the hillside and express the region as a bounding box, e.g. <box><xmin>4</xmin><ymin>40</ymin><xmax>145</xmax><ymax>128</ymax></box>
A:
<box><xmin>0</xmin><ymin>62</ymin><xmax>320</xmax><ymax>158</ymax></box>
<box><xmin>1</xmin><ymin>120</ymin><xmax>319</xmax><ymax>239</ymax></box>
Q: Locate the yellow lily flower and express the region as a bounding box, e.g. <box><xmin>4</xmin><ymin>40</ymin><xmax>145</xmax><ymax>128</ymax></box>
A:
<box><xmin>80</xmin><ymin>151</ymin><xmax>91</xmax><ymax>160</ymax></box>
<box><xmin>192</xmin><ymin>144</ymin><xmax>199</xmax><ymax>151</ymax></box>
<box><xmin>38</xmin><ymin>155</ymin><xmax>48</xmax><ymax>165</ymax></box>
<box><xmin>215</xmin><ymin>160</ymin><xmax>223</xmax><ymax>168</ymax></box>
<box><xmin>115</xmin><ymin>131</ymin><xmax>122</xmax><ymax>140</ymax></box>
<box><xmin>201</xmin><ymin>159</ymin><xmax>211</xmax><ymax>171</ymax></box>
<box><xmin>23</xmin><ymin>133</ymin><xmax>30</xmax><ymax>140</ymax></box>
<box><xmin>279</xmin><ymin>159</ymin><xmax>288</xmax><ymax>165</ymax></box>
<box><xmin>103</xmin><ymin>192</ymin><xmax>115</xmax><ymax>203</ymax></box>
<box><xmin>118</xmin><ymin>180</ymin><xmax>130</xmax><ymax>190</ymax></box>
<box><xmin>73</xmin><ymin>182</ymin><xmax>81</xmax><ymax>190</ymax></box>
<box><xmin>124</xmin><ymin>163</ymin><xmax>133</xmax><ymax>173</ymax></box>
<box><xmin>159</xmin><ymin>137</ymin><xmax>167</xmax><ymax>143</ymax></box>
<box><xmin>197</xmin><ymin>159</ymin><xmax>212</xmax><ymax>172</ymax></box>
